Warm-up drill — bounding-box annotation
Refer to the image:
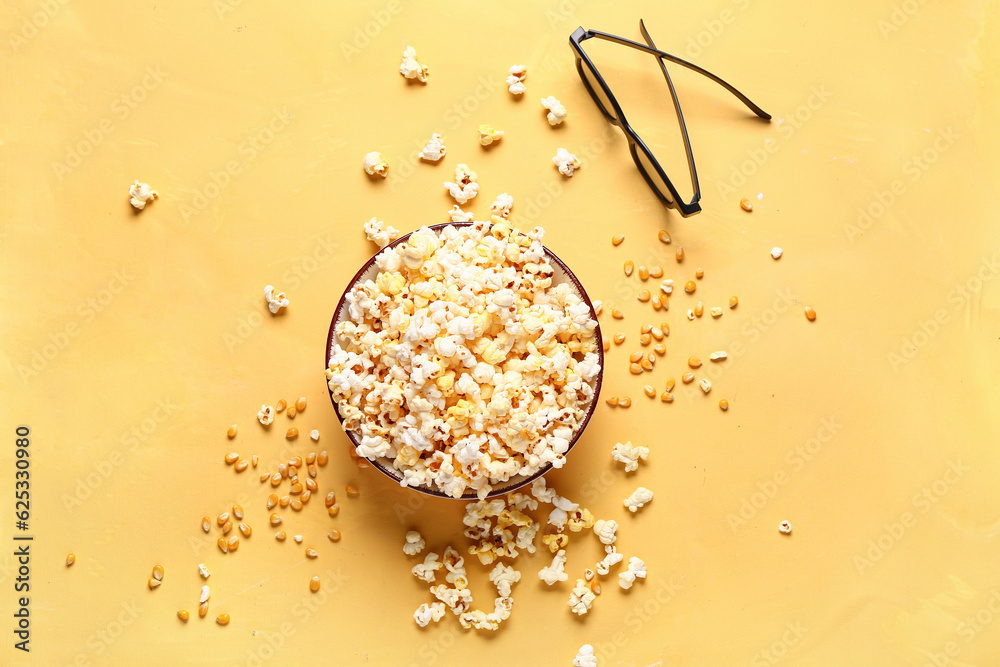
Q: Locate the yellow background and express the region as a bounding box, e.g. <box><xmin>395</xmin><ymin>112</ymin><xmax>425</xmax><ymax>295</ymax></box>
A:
<box><xmin>2</xmin><ymin>0</ymin><xmax>1000</xmax><ymax>665</ymax></box>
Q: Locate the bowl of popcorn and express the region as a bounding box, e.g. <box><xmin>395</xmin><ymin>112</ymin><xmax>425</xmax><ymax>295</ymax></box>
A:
<box><xmin>325</xmin><ymin>220</ymin><xmax>603</xmax><ymax>500</ymax></box>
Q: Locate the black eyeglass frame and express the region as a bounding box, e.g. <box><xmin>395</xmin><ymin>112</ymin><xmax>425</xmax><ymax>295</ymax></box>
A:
<box><xmin>570</xmin><ymin>21</ymin><xmax>771</xmax><ymax>217</ymax></box>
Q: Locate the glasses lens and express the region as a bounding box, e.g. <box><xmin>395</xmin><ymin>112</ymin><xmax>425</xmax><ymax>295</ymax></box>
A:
<box><xmin>632</xmin><ymin>142</ymin><xmax>688</xmax><ymax>206</ymax></box>
<box><xmin>578</xmin><ymin>60</ymin><xmax>618</xmax><ymax>122</ymax></box>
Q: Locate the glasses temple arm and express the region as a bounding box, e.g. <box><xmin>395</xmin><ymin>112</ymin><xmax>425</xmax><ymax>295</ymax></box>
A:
<box><xmin>582</xmin><ymin>29</ymin><xmax>771</xmax><ymax>120</ymax></box>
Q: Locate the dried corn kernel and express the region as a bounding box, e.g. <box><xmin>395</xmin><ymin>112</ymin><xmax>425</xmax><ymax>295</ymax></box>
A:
<box><xmin>638</xmin><ymin>266</ymin><xmax>649</xmax><ymax>281</ymax></box>
<box><xmin>295</xmin><ymin>397</ymin><xmax>307</xmax><ymax>412</ymax></box>
<box><xmin>695</xmin><ymin>302</ymin><xmax>704</xmax><ymax>317</ymax></box>
<box><xmin>328</xmin><ymin>530</ymin><xmax>342</xmax><ymax>542</ymax></box>
<box><xmin>729</xmin><ymin>296</ymin><xmax>738</xmax><ymax>308</ymax></box>
<box><xmin>310</xmin><ymin>576</ymin><xmax>321</xmax><ymax>592</ymax></box>
<box><xmin>618</xmin><ymin>397</ymin><xmax>632</xmax><ymax>408</ymax></box>
<box><xmin>695</xmin><ymin>267</ymin><xmax>704</xmax><ymax>279</ymax></box>
<box><xmin>658</xmin><ymin>230</ymin><xmax>672</xmax><ymax>244</ymax></box>
<box><xmin>276</xmin><ymin>399</ymin><xmax>287</xmax><ymax>412</ymax></box>
<box><xmin>681</xmin><ymin>372</ymin><xmax>695</xmax><ymax>384</ymax></box>
<box><xmin>688</xmin><ymin>356</ymin><xmax>702</xmax><ymax>368</ymax></box>
<box><xmin>613</xmin><ymin>333</ymin><xmax>625</xmax><ymax>345</ymax></box>
<box><xmin>66</xmin><ymin>553</ymin><xmax>76</xmax><ymax>567</ymax></box>
<box><xmin>640</xmin><ymin>333</ymin><xmax>651</xmax><ymax>346</ymax></box>
<box><xmin>612</xmin><ymin>234</ymin><xmax>625</xmax><ymax>246</ymax></box>
<box><xmin>643</xmin><ymin>385</ymin><xmax>656</xmax><ymax>398</ymax></box>
<box><xmin>649</xmin><ymin>266</ymin><xmax>663</xmax><ymax>278</ymax></box>
<box><xmin>639</xmin><ymin>358</ymin><xmax>652</xmax><ymax>371</ymax></box>
<box><xmin>624</xmin><ymin>261</ymin><xmax>634</xmax><ymax>277</ymax></box>
<box><xmin>177</xmin><ymin>610</ymin><xmax>189</xmax><ymax>622</ymax></box>
<box><xmin>660</xmin><ymin>392</ymin><xmax>673</xmax><ymax>403</ymax></box>
<box><xmin>637</xmin><ymin>290</ymin><xmax>650</xmax><ymax>302</ymax></box>
<box><xmin>740</xmin><ymin>198</ymin><xmax>753</xmax><ymax>212</ymax></box>
<box><xmin>224</xmin><ymin>452</ymin><xmax>239</xmax><ymax>464</ymax></box>
<box><xmin>675</xmin><ymin>247</ymin><xmax>684</xmax><ymax>262</ymax></box>
<box><xmin>612</xmin><ymin>308</ymin><xmax>624</xmax><ymax>319</ymax></box>
<box><xmin>684</xmin><ymin>280</ymin><xmax>696</xmax><ymax>294</ymax></box>
<box><xmin>629</xmin><ymin>363</ymin><xmax>642</xmax><ymax>375</ymax></box>
<box><xmin>719</xmin><ymin>399</ymin><xmax>729</xmax><ymax>411</ymax></box>
<box><xmin>653</xmin><ymin>343</ymin><xmax>666</xmax><ymax>355</ymax></box>
<box><xmin>216</xmin><ymin>614</ymin><xmax>230</xmax><ymax>626</ymax></box>
<box><xmin>665</xmin><ymin>377</ymin><xmax>675</xmax><ymax>392</ymax></box>
<box><xmin>227</xmin><ymin>425</ymin><xmax>237</xmax><ymax>439</ymax></box>
<box><xmin>804</xmin><ymin>306</ymin><xmax>817</xmax><ymax>321</ymax></box>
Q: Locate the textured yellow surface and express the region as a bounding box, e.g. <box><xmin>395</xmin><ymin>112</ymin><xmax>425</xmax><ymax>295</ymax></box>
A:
<box><xmin>2</xmin><ymin>1</ymin><xmax>1000</xmax><ymax>665</ymax></box>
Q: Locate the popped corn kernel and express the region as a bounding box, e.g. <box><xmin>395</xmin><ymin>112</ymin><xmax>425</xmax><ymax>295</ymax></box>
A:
<box><xmin>310</xmin><ymin>429</ymin><xmax>320</xmax><ymax>441</ymax></box>
<box><xmin>593</xmin><ymin>519</ymin><xmax>618</xmax><ymax>545</ymax></box>
<box><xmin>412</xmin><ymin>552</ymin><xmax>443</xmax><ymax>583</ymax></box>
<box><xmin>128</xmin><ymin>180</ymin><xmax>158</xmax><ymax>210</ymax></box>
<box><xmin>699</xmin><ymin>378</ymin><xmax>712</xmax><ymax>394</ymax></box>
<box><xmin>506</xmin><ymin>65</ymin><xmax>527</xmax><ymax>96</ymax></box>
<box><xmin>363</xmin><ymin>217</ymin><xmax>400</xmax><ymax>249</ymax></box>
<box><xmin>198</xmin><ymin>563</ymin><xmax>211</xmax><ymax>579</ymax></box>
<box><xmin>443</xmin><ymin>163</ymin><xmax>479</xmax><ymax>204</ymax></box>
<box><xmin>611</xmin><ymin>441</ymin><xmax>649</xmax><ymax>473</ymax></box>
<box><xmin>257</xmin><ymin>404</ymin><xmax>275</xmax><ymax>426</ymax></box>
<box><xmin>771</xmin><ymin>247</ymin><xmax>783</xmax><ymax>259</ymax></box>
<box><xmin>623</xmin><ymin>487</ymin><xmax>653</xmax><ymax>513</ymax></box>
<box><xmin>710</xmin><ymin>351</ymin><xmax>727</xmax><ymax>361</ymax></box>
<box><xmin>574</xmin><ymin>644</ymin><xmax>598</xmax><ymax>667</ymax></box>
<box><xmin>419</xmin><ymin>133</ymin><xmax>447</xmax><ymax>162</ymax></box>
<box><xmin>399</xmin><ymin>45</ymin><xmax>429</xmax><ymax>83</ymax></box>
<box><xmin>403</xmin><ymin>530</ymin><xmax>426</xmax><ymax>556</ymax></box>
<box><xmin>363</xmin><ymin>151</ymin><xmax>389</xmax><ymax>177</ymax></box>
<box><xmin>541</xmin><ymin>95</ymin><xmax>567</xmax><ymax>126</ymax></box>
<box><xmin>448</xmin><ymin>204</ymin><xmax>475</xmax><ymax>222</ymax></box>
<box><xmin>263</xmin><ymin>285</ymin><xmax>289</xmax><ymax>314</ymax></box>
<box><xmin>779</xmin><ymin>520</ymin><xmax>792</xmax><ymax>534</ymax></box>
<box><xmin>595</xmin><ymin>545</ymin><xmax>623</xmax><ymax>576</ymax></box>
<box><xmin>538</xmin><ymin>549</ymin><xmax>568</xmax><ymax>585</ymax></box>
<box><xmin>478</xmin><ymin>124</ymin><xmax>504</xmax><ymax>147</ymax></box>
<box><xmin>552</xmin><ymin>148</ymin><xmax>581</xmax><ymax>177</ymax></box>
<box><xmin>618</xmin><ymin>556</ymin><xmax>647</xmax><ymax>590</ymax></box>
<box><xmin>542</xmin><ymin>533</ymin><xmax>569</xmax><ymax>553</ymax></box>
<box><xmin>489</xmin><ymin>193</ymin><xmax>514</xmax><ymax>218</ymax></box>
<box><xmin>414</xmin><ymin>602</ymin><xmax>447</xmax><ymax>627</ymax></box>
<box><xmin>568</xmin><ymin>579</ymin><xmax>596</xmax><ymax>615</ymax></box>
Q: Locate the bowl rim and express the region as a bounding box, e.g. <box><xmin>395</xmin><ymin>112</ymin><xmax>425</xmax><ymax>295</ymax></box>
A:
<box><xmin>324</xmin><ymin>221</ymin><xmax>604</xmax><ymax>500</ymax></box>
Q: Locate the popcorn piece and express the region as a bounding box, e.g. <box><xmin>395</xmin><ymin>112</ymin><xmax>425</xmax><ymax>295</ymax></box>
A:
<box><xmin>310</xmin><ymin>429</ymin><xmax>320</xmax><ymax>441</ymax></box>
<box><xmin>660</xmin><ymin>279</ymin><xmax>674</xmax><ymax>295</ymax></box>
<box><xmin>687</xmin><ymin>309</ymin><xmax>695</xmax><ymax>320</ymax></box>
<box><xmin>419</xmin><ymin>133</ymin><xmax>447</xmax><ymax>162</ymax></box>
<box><xmin>574</xmin><ymin>644</ymin><xmax>598</xmax><ymax>667</ymax></box>
<box><xmin>623</xmin><ymin>487</ymin><xmax>653</xmax><ymax>513</ymax></box>
<box><xmin>399</xmin><ymin>45</ymin><xmax>429</xmax><ymax>83</ymax></box>
<box><xmin>198</xmin><ymin>563</ymin><xmax>211</xmax><ymax>579</ymax></box>
<box><xmin>538</xmin><ymin>549</ymin><xmax>568</xmax><ymax>585</ymax></box>
<box><xmin>699</xmin><ymin>378</ymin><xmax>712</xmax><ymax>394</ymax></box>
<box><xmin>710</xmin><ymin>351</ymin><xmax>727</xmax><ymax>361</ymax></box>
<box><xmin>200</xmin><ymin>585</ymin><xmax>210</xmax><ymax>603</ymax></box>
<box><xmin>128</xmin><ymin>180</ymin><xmax>158</xmax><ymax>210</ymax></box>
<box><xmin>294</xmin><ymin>534</ymin><xmax>303</xmax><ymax>543</ymax></box>
<box><xmin>771</xmin><ymin>247</ymin><xmax>783</xmax><ymax>259</ymax></box>
<box><xmin>593</xmin><ymin>519</ymin><xmax>618</xmax><ymax>545</ymax></box>
<box><xmin>552</xmin><ymin>148</ymin><xmax>581</xmax><ymax>177</ymax></box>
<box><xmin>489</xmin><ymin>193</ymin><xmax>513</xmax><ymax>218</ymax></box>
<box><xmin>478</xmin><ymin>124</ymin><xmax>504</xmax><ymax>147</ymax></box>
<box><xmin>595</xmin><ymin>545</ymin><xmax>623</xmax><ymax>576</ymax></box>
<box><xmin>256</xmin><ymin>404</ymin><xmax>275</xmax><ymax>426</ymax></box>
<box><xmin>363</xmin><ymin>151</ymin><xmax>389</xmax><ymax>177</ymax></box>
<box><xmin>618</xmin><ymin>557</ymin><xmax>647</xmax><ymax>590</ymax></box>
<box><xmin>568</xmin><ymin>579</ymin><xmax>596</xmax><ymax>615</ymax></box>
<box><xmin>611</xmin><ymin>441</ymin><xmax>649</xmax><ymax>473</ymax></box>
<box><xmin>489</xmin><ymin>563</ymin><xmax>520</xmax><ymax>598</ymax></box>
<box><xmin>506</xmin><ymin>65</ymin><xmax>527</xmax><ymax>96</ymax></box>
<box><xmin>541</xmin><ymin>96</ymin><xmax>567</xmax><ymax>126</ymax></box>
<box><xmin>414</xmin><ymin>602</ymin><xmax>446</xmax><ymax>627</ymax></box>
<box><xmin>363</xmin><ymin>217</ymin><xmax>400</xmax><ymax>249</ymax></box>
<box><xmin>403</xmin><ymin>530</ymin><xmax>426</xmax><ymax>556</ymax></box>
<box><xmin>542</xmin><ymin>533</ymin><xmax>568</xmax><ymax>553</ymax></box>
<box><xmin>263</xmin><ymin>285</ymin><xmax>289</xmax><ymax>314</ymax></box>
<box><xmin>443</xmin><ymin>163</ymin><xmax>480</xmax><ymax>204</ymax></box>
<box><xmin>448</xmin><ymin>204</ymin><xmax>475</xmax><ymax>222</ymax></box>
<box><xmin>779</xmin><ymin>520</ymin><xmax>792</xmax><ymax>534</ymax></box>
<box><xmin>584</xmin><ymin>568</ymin><xmax>595</xmax><ymax>581</ymax></box>
<box><xmin>412</xmin><ymin>552</ymin><xmax>443</xmax><ymax>583</ymax></box>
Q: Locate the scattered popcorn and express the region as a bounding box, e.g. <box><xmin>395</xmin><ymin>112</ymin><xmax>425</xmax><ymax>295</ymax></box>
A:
<box><xmin>623</xmin><ymin>487</ymin><xmax>653</xmax><ymax>513</ymax></box>
<box><xmin>770</xmin><ymin>247</ymin><xmax>783</xmax><ymax>259</ymax></box>
<box><xmin>198</xmin><ymin>563</ymin><xmax>211</xmax><ymax>579</ymax></box>
<box><xmin>309</xmin><ymin>429</ymin><xmax>320</xmax><ymax>441</ymax></box>
<box><xmin>699</xmin><ymin>378</ymin><xmax>712</xmax><ymax>394</ymax></box>
<box><xmin>779</xmin><ymin>520</ymin><xmax>792</xmax><ymax>534</ymax></box>
<box><xmin>489</xmin><ymin>562</ymin><xmax>521</xmax><ymax>598</ymax></box>
<box><xmin>584</xmin><ymin>568</ymin><xmax>595</xmax><ymax>581</ymax></box>
<box><xmin>618</xmin><ymin>557</ymin><xmax>647</xmax><ymax>590</ymax></box>
<box><xmin>660</xmin><ymin>279</ymin><xmax>674</xmax><ymax>295</ymax></box>
<box><xmin>566</xmin><ymin>507</ymin><xmax>595</xmax><ymax>533</ymax></box>
<box><xmin>257</xmin><ymin>404</ymin><xmax>275</xmax><ymax>426</ymax></box>
<box><xmin>412</xmin><ymin>552</ymin><xmax>443</xmax><ymax>583</ymax></box>
<box><xmin>463</xmin><ymin>494</ymin><xmax>538</xmax><ymax>564</ymax></box>
<box><xmin>399</xmin><ymin>45</ymin><xmax>429</xmax><ymax>83</ymax></box>
<box><xmin>200</xmin><ymin>585</ymin><xmax>210</xmax><ymax>603</ymax></box>
<box><xmin>710</xmin><ymin>351</ymin><xmax>727</xmax><ymax>361</ymax></box>
<box><xmin>542</xmin><ymin>533</ymin><xmax>569</xmax><ymax>553</ymax></box>
<box><xmin>611</xmin><ymin>441</ymin><xmax>649</xmax><ymax>473</ymax></box>
<box><xmin>538</xmin><ymin>549</ymin><xmax>568</xmax><ymax>585</ymax></box>
<box><xmin>419</xmin><ymin>133</ymin><xmax>447</xmax><ymax>162</ymax></box>
<box><xmin>574</xmin><ymin>644</ymin><xmax>598</xmax><ymax>667</ymax></box>
<box><xmin>264</xmin><ymin>285</ymin><xmax>289</xmax><ymax>314</ymax></box>
<box><xmin>364</xmin><ymin>217</ymin><xmax>400</xmax><ymax>249</ymax></box>
<box><xmin>552</xmin><ymin>148</ymin><xmax>581</xmax><ymax>177</ymax></box>
<box><xmin>443</xmin><ymin>163</ymin><xmax>480</xmax><ymax>204</ymax></box>
<box><xmin>327</xmin><ymin>222</ymin><xmax>601</xmax><ymax>499</ymax></box>
<box><xmin>568</xmin><ymin>579</ymin><xmax>596</xmax><ymax>615</ymax></box>
<box><xmin>414</xmin><ymin>602</ymin><xmax>447</xmax><ymax>627</ymax></box>
<box><xmin>595</xmin><ymin>545</ymin><xmax>623</xmax><ymax>576</ymax></box>
<box><xmin>403</xmin><ymin>530</ymin><xmax>427</xmax><ymax>556</ymax></box>
<box><xmin>489</xmin><ymin>193</ymin><xmax>514</xmax><ymax>218</ymax></box>
<box><xmin>687</xmin><ymin>309</ymin><xmax>695</xmax><ymax>320</ymax></box>
<box><xmin>363</xmin><ymin>151</ymin><xmax>389</xmax><ymax>178</ymax></box>
<box><xmin>710</xmin><ymin>306</ymin><xmax>723</xmax><ymax>318</ymax></box>
<box><xmin>478</xmin><ymin>124</ymin><xmax>504</xmax><ymax>147</ymax></box>
<box><xmin>293</xmin><ymin>535</ymin><xmax>303</xmax><ymax>543</ymax></box>
<box><xmin>541</xmin><ymin>96</ymin><xmax>567</xmax><ymax>126</ymax></box>
<box><xmin>128</xmin><ymin>180</ymin><xmax>158</xmax><ymax>210</ymax></box>
<box><xmin>448</xmin><ymin>205</ymin><xmax>475</xmax><ymax>222</ymax></box>
<box><xmin>592</xmin><ymin>300</ymin><xmax>602</xmax><ymax>315</ymax></box>
<box><xmin>593</xmin><ymin>519</ymin><xmax>618</xmax><ymax>546</ymax></box>
<box><xmin>506</xmin><ymin>65</ymin><xmax>527</xmax><ymax>96</ymax></box>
